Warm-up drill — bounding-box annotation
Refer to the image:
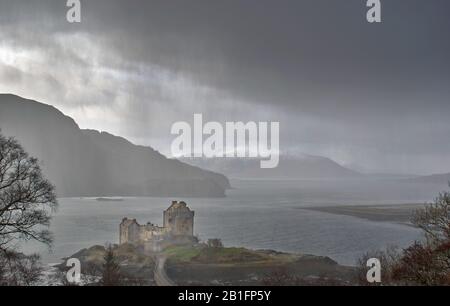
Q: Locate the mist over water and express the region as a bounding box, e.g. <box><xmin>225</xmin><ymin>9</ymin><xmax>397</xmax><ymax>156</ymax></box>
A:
<box><xmin>26</xmin><ymin>179</ymin><xmax>445</xmax><ymax>266</ymax></box>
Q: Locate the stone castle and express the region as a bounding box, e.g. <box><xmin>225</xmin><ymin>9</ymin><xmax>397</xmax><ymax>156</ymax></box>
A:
<box><xmin>119</xmin><ymin>201</ymin><xmax>195</xmax><ymax>250</ymax></box>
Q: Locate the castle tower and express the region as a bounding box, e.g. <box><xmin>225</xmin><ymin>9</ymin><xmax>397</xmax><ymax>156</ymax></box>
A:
<box><xmin>119</xmin><ymin>218</ymin><xmax>140</xmax><ymax>244</ymax></box>
<box><xmin>163</xmin><ymin>201</ymin><xmax>194</xmax><ymax>237</ymax></box>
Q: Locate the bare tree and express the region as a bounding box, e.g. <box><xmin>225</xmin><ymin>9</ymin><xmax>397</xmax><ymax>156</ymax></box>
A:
<box><xmin>0</xmin><ymin>131</ymin><xmax>57</xmax><ymax>286</ymax></box>
<box><xmin>0</xmin><ymin>132</ymin><xmax>57</xmax><ymax>251</ymax></box>
<box><xmin>412</xmin><ymin>189</ymin><xmax>450</xmax><ymax>246</ymax></box>
<box><xmin>0</xmin><ymin>250</ymin><xmax>43</xmax><ymax>286</ymax></box>
<box><xmin>356</xmin><ymin>187</ymin><xmax>450</xmax><ymax>286</ymax></box>
<box><xmin>355</xmin><ymin>246</ymin><xmax>400</xmax><ymax>286</ymax></box>
<box><xmin>390</xmin><ymin>241</ymin><xmax>450</xmax><ymax>286</ymax></box>
<box><xmin>390</xmin><ymin>189</ymin><xmax>450</xmax><ymax>285</ymax></box>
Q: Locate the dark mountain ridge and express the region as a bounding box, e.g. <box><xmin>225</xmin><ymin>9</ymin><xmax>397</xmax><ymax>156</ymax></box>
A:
<box><xmin>0</xmin><ymin>94</ymin><xmax>230</xmax><ymax>197</ymax></box>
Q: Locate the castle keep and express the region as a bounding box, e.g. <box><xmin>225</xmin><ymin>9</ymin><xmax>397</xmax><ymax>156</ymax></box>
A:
<box><xmin>119</xmin><ymin>201</ymin><xmax>194</xmax><ymax>248</ymax></box>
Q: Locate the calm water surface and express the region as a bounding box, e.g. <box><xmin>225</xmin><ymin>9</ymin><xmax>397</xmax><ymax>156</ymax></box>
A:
<box><xmin>27</xmin><ymin>179</ymin><xmax>445</xmax><ymax>266</ymax></box>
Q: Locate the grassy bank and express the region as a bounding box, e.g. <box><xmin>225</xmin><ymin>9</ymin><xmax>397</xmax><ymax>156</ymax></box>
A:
<box><xmin>164</xmin><ymin>245</ymin><xmax>355</xmax><ymax>285</ymax></box>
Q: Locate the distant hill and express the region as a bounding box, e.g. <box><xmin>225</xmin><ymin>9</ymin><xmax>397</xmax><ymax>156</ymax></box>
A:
<box><xmin>0</xmin><ymin>94</ymin><xmax>230</xmax><ymax>197</ymax></box>
<box><xmin>406</xmin><ymin>173</ymin><xmax>450</xmax><ymax>185</ymax></box>
<box><xmin>181</xmin><ymin>154</ymin><xmax>362</xmax><ymax>180</ymax></box>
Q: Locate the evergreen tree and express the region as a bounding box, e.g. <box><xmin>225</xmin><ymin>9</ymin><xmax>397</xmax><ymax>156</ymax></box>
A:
<box><xmin>101</xmin><ymin>245</ymin><xmax>122</xmax><ymax>286</ymax></box>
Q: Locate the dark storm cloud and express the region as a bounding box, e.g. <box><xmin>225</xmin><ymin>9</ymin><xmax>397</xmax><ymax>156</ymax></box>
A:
<box><xmin>1</xmin><ymin>0</ymin><xmax>450</xmax><ymax>174</ymax></box>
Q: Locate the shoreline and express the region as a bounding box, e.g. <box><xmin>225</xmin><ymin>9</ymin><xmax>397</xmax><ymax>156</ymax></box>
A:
<box><xmin>301</xmin><ymin>203</ymin><xmax>425</xmax><ymax>224</ymax></box>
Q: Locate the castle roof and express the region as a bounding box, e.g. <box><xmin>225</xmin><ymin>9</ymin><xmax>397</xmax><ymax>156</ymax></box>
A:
<box><xmin>166</xmin><ymin>201</ymin><xmax>192</xmax><ymax>212</ymax></box>
<box><xmin>120</xmin><ymin>218</ymin><xmax>139</xmax><ymax>227</ymax></box>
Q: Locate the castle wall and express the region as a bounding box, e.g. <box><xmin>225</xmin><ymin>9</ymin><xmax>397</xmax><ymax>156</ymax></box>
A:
<box><xmin>163</xmin><ymin>202</ymin><xmax>194</xmax><ymax>237</ymax></box>
<box><xmin>139</xmin><ymin>224</ymin><xmax>167</xmax><ymax>241</ymax></box>
<box><xmin>120</xmin><ymin>220</ymin><xmax>140</xmax><ymax>244</ymax></box>
<box><xmin>164</xmin><ymin>211</ymin><xmax>194</xmax><ymax>236</ymax></box>
<box><xmin>120</xmin><ymin>201</ymin><xmax>195</xmax><ymax>246</ymax></box>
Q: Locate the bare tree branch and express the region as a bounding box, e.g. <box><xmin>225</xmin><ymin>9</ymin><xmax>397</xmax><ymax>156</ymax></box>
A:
<box><xmin>0</xmin><ymin>131</ymin><xmax>57</xmax><ymax>251</ymax></box>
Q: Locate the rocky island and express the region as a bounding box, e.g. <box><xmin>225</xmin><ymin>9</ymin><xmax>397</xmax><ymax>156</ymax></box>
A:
<box><xmin>58</xmin><ymin>201</ymin><xmax>356</xmax><ymax>286</ymax></box>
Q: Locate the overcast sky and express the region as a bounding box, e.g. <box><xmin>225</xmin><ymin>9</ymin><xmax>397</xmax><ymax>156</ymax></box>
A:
<box><xmin>0</xmin><ymin>0</ymin><xmax>449</xmax><ymax>175</ymax></box>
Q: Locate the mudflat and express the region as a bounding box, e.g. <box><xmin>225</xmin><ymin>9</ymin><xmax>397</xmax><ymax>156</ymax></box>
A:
<box><xmin>302</xmin><ymin>203</ymin><xmax>426</xmax><ymax>224</ymax></box>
